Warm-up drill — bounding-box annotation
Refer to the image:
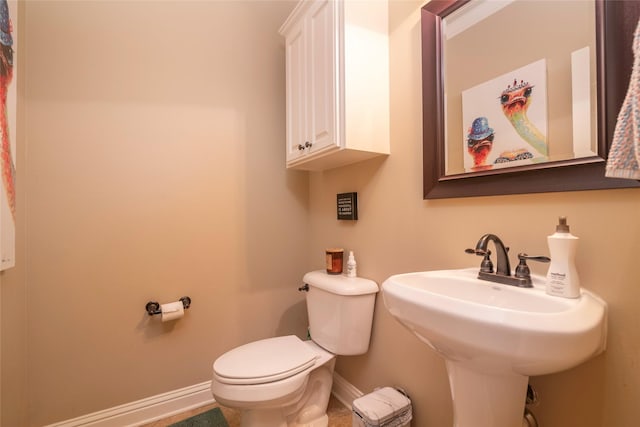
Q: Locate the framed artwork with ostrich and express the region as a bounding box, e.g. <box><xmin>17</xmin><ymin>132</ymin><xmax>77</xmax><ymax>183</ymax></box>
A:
<box><xmin>462</xmin><ymin>59</ymin><xmax>548</xmax><ymax>172</ymax></box>
<box><xmin>0</xmin><ymin>0</ymin><xmax>15</xmax><ymax>270</ymax></box>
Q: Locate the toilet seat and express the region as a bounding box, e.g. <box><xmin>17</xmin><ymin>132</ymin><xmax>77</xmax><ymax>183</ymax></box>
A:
<box><xmin>211</xmin><ymin>339</ymin><xmax>335</xmax><ymax>410</ymax></box>
<box><xmin>213</xmin><ymin>335</ymin><xmax>318</xmax><ymax>385</ymax></box>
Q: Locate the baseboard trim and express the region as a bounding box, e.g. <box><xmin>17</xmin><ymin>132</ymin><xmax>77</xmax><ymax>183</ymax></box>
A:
<box><xmin>331</xmin><ymin>372</ymin><xmax>364</xmax><ymax>410</ymax></box>
<box><xmin>44</xmin><ymin>381</ymin><xmax>215</xmax><ymax>427</ymax></box>
<box><xmin>43</xmin><ymin>374</ymin><xmax>361</xmax><ymax>427</ymax></box>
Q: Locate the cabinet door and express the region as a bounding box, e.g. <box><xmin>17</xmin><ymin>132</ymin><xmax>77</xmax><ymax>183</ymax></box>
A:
<box><xmin>307</xmin><ymin>0</ymin><xmax>338</xmax><ymax>154</ymax></box>
<box><xmin>284</xmin><ymin>18</ymin><xmax>307</xmax><ymax>163</ymax></box>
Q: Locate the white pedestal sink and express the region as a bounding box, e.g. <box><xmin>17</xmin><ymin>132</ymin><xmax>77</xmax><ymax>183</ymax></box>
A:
<box><xmin>382</xmin><ymin>268</ymin><xmax>607</xmax><ymax>427</ymax></box>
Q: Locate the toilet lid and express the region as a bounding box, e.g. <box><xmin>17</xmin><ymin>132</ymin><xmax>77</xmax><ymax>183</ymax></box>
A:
<box><xmin>213</xmin><ymin>335</ymin><xmax>318</xmax><ymax>385</ymax></box>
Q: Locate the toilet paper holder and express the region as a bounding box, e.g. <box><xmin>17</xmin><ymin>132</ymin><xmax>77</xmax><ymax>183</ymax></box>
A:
<box><xmin>145</xmin><ymin>296</ymin><xmax>191</xmax><ymax>316</ymax></box>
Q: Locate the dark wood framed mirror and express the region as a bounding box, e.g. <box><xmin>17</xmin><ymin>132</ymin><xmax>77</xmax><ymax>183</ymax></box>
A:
<box><xmin>422</xmin><ymin>0</ymin><xmax>640</xmax><ymax>199</ymax></box>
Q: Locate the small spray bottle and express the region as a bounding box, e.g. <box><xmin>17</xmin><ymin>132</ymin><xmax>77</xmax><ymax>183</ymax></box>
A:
<box><xmin>346</xmin><ymin>251</ymin><xmax>357</xmax><ymax>278</ymax></box>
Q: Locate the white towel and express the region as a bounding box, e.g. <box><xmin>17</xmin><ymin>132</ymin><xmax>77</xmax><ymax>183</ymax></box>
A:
<box><xmin>605</xmin><ymin>18</ymin><xmax>640</xmax><ymax>180</ymax></box>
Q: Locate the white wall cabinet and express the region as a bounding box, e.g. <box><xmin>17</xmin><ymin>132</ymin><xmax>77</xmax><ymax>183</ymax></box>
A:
<box><xmin>279</xmin><ymin>0</ymin><xmax>389</xmax><ymax>171</ymax></box>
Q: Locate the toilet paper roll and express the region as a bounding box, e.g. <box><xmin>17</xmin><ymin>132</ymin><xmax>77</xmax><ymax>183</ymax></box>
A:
<box><xmin>160</xmin><ymin>301</ymin><xmax>184</xmax><ymax>322</ymax></box>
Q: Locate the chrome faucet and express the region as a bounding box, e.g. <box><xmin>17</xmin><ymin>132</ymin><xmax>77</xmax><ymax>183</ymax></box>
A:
<box><xmin>466</xmin><ymin>234</ymin><xmax>550</xmax><ymax>288</ymax></box>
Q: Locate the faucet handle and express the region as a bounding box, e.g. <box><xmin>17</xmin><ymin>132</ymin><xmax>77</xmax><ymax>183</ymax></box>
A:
<box><xmin>518</xmin><ymin>253</ymin><xmax>551</xmax><ymax>263</ymax></box>
<box><xmin>466</xmin><ymin>248</ymin><xmax>493</xmax><ymax>273</ymax></box>
<box><xmin>515</xmin><ymin>253</ymin><xmax>551</xmax><ymax>279</ymax></box>
<box><xmin>465</xmin><ymin>248</ymin><xmax>488</xmax><ymax>256</ymax></box>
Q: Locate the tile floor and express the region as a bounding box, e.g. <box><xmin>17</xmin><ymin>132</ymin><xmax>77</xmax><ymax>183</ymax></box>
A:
<box><xmin>141</xmin><ymin>394</ymin><xmax>353</xmax><ymax>427</ymax></box>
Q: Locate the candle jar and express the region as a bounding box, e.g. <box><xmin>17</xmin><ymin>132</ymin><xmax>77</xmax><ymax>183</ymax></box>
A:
<box><xmin>325</xmin><ymin>248</ymin><xmax>344</xmax><ymax>275</ymax></box>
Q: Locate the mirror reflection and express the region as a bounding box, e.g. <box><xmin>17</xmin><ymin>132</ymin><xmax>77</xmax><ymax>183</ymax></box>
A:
<box><xmin>442</xmin><ymin>0</ymin><xmax>597</xmax><ymax>176</ymax></box>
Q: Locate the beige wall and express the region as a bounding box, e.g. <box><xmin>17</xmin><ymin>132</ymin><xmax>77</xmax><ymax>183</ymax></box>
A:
<box><xmin>3</xmin><ymin>1</ymin><xmax>310</xmax><ymax>425</ymax></box>
<box><xmin>2</xmin><ymin>1</ymin><xmax>640</xmax><ymax>426</ymax></box>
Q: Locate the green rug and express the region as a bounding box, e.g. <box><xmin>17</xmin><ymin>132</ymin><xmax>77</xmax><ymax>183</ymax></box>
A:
<box><xmin>168</xmin><ymin>407</ymin><xmax>229</xmax><ymax>427</ymax></box>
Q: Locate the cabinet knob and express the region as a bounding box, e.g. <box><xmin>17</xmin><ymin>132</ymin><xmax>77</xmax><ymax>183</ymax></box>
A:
<box><xmin>305</xmin><ymin>141</ymin><xmax>312</xmax><ymax>148</ymax></box>
<box><xmin>297</xmin><ymin>144</ymin><xmax>305</xmax><ymax>151</ymax></box>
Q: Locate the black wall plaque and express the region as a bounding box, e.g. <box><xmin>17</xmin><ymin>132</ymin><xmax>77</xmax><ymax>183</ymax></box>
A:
<box><xmin>337</xmin><ymin>192</ymin><xmax>358</xmax><ymax>220</ymax></box>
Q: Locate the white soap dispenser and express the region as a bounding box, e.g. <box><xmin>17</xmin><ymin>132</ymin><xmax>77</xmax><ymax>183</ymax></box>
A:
<box><xmin>346</xmin><ymin>251</ymin><xmax>357</xmax><ymax>278</ymax></box>
<box><xmin>546</xmin><ymin>216</ymin><xmax>580</xmax><ymax>298</ymax></box>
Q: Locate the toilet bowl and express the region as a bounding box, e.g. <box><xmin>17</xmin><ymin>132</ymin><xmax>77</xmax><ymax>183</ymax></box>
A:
<box><xmin>212</xmin><ymin>336</ymin><xmax>335</xmax><ymax>427</ymax></box>
<box><xmin>211</xmin><ymin>271</ymin><xmax>378</xmax><ymax>427</ymax></box>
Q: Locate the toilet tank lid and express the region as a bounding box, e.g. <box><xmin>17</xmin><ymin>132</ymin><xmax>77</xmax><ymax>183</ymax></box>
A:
<box><xmin>303</xmin><ymin>270</ymin><xmax>379</xmax><ymax>296</ymax></box>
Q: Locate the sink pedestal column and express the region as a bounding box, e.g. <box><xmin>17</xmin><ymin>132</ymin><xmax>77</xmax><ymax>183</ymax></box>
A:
<box><xmin>446</xmin><ymin>361</ymin><xmax>529</xmax><ymax>427</ymax></box>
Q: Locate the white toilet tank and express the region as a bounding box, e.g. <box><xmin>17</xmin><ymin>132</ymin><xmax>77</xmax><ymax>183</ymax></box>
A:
<box><xmin>303</xmin><ymin>270</ymin><xmax>379</xmax><ymax>355</ymax></box>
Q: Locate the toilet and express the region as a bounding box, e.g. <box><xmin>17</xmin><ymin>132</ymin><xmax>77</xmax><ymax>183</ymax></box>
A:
<box><xmin>211</xmin><ymin>270</ymin><xmax>379</xmax><ymax>427</ymax></box>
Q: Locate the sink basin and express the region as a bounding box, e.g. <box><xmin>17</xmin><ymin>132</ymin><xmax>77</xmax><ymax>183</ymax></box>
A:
<box><xmin>382</xmin><ymin>268</ymin><xmax>607</xmax><ymax>427</ymax></box>
<box><xmin>382</xmin><ymin>268</ymin><xmax>607</xmax><ymax>375</ymax></box>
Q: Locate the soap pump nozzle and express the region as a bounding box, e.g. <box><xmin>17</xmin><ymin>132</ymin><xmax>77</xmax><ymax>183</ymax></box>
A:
<box><xmin>556</xmin><ymin>216</ymin><xmax>570</xmax><ymax>233</ymax></box>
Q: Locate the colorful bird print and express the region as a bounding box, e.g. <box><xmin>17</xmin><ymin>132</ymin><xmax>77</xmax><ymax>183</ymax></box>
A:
<box><xmin>0</xmin><ymin>0</ymin><xmax>13</xmax><ymax>223</ymax></box>
<box><xmin>500</xmin><ymin>79</ymin><xmax>548</xmax><ymax>157</ymax></box>
<box><xmin>467</xmin><ymin>117</ymin><xmax>495</xmax><ymax>171</ymax></box>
